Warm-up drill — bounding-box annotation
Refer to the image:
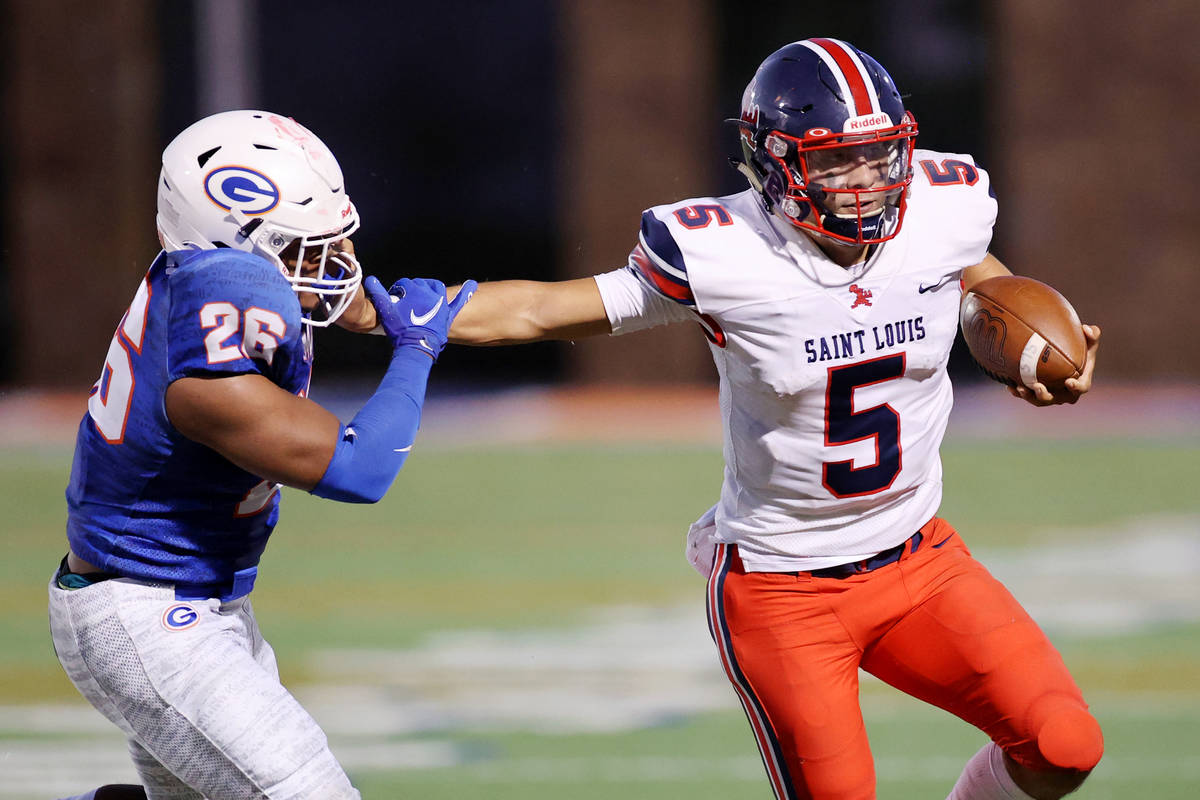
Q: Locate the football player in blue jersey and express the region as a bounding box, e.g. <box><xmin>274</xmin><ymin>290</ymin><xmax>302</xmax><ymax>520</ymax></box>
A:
<box><xmin>50</xmin><ymin>110</ymin><xmax>475</xmax><ymax>800</ymax></box>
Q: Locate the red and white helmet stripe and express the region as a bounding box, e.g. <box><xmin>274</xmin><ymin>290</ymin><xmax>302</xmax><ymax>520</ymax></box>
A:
<box><xmin>800</xmin><ymin>38</ymin><xmax>882</xmax><ymax>116</ymax></box>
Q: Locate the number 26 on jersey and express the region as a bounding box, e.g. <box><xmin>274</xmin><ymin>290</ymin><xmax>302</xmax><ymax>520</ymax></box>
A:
<box><xmin>89</xmin><ymin>278</ymin><xmax>287</xmax><ymax>444</ymax></box>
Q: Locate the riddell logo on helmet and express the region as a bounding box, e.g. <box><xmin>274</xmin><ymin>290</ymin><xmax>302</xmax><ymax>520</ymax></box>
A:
<box><xmin>844</xmin><ymin>113</ymin><xmax>891</xmax><ymax>132</ymax></box>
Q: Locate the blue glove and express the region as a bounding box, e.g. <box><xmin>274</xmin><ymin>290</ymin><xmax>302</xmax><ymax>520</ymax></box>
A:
<box><xmin>363</xmin><ymin>276</ymin><xmax>478</xmax><ymax>359</ymax></box>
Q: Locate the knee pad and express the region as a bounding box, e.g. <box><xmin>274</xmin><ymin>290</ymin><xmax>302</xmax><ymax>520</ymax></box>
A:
<box><xmin>1035</xmin><ymin>704</ymin><xmax>1104</xmax><ymax>771</ymax></box>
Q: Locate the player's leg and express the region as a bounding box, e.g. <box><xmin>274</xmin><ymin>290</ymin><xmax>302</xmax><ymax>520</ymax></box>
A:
<box><xmin>708</xmin><ymin>543</ymin><xmax>875</xmax><ymax>799</ymax></box>
<box><xmin>944</xmin><ymin>740</ymin><xmax>1065</xmax><ymax>800</ymax></box>
<box><xmin>243</xmin><ymin>597</ymin><xmax>282</xmax><ymax>679</ymax></box>
<box><xmin>125</xmin><ymin>738</ymin><xmax>204</xmax><ymax>799</ymax></box>
<box><xmin>859</xmin><ymin>524</ymin><xmax>1103</xmax><ymax>799</ymax></box>
<box><xmin>49</xmin><ymin>577</ymin><xmax>360</xmax><ymax>799</ymax></box>
<box><xmin>57</xmin><ymin>787</ymin><xmax>147</xmax><ymax>800</ymax></box>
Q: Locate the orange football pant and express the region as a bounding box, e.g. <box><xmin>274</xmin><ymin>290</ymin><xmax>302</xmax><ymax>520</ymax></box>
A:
<box><xmin>706</xmin><ymin>517</ymin><xmax>1103</xmax><ymax>800</ymax></box>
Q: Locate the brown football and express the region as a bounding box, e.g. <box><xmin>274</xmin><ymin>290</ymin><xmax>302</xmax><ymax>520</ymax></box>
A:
<box><xmin>960</xmin><ymin>276</ymin><xmax>1086</xmax><ymax>390</ymax></box>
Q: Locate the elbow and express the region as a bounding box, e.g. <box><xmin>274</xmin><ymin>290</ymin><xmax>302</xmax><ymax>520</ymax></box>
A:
<box><xmin>310</xmin><ymin>464</ymin><xmax>401</xmax><ymax>504</ymax></box>
<box><xmin>340</xmin><ymin>486</ymin><xmax>388</xmax><ymax>505</ymax></box>
<box><xmin>340</xmin><ymin>468</ymin><xmax>399</xmax><ymax>504</ymax></box>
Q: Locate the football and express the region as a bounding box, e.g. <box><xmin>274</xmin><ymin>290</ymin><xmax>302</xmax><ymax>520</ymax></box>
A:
<box><xmin>960</xmin><ymin>276</ymin><xmax>1086</xmax><ymax>390</ymax></box>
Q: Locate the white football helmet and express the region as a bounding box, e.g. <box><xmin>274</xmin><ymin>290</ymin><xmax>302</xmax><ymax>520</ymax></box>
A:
<box><xmin>156</xmin><ymin>109</ymin><xmax>362</xmax><ymax>326</ymax></box>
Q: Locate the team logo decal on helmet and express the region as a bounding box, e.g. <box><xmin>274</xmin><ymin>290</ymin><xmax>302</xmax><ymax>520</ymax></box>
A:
<box><xmin>203</xmin><ymin>166</ymin><xmax>281</xmax><ymax>215</ymax></box>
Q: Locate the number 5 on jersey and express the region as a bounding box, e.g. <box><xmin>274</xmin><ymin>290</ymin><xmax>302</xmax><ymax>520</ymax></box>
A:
<box><xmin>822</xmin><ymin>354</ymin><xmax>905</xmax><ymax>498</ymax></box>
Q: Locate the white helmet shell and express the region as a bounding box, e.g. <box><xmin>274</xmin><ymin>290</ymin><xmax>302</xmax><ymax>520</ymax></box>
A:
<box><xmin>156</xmin><ymin>110</ymin><xmax>362</xmax><ymax>327</ymax></box>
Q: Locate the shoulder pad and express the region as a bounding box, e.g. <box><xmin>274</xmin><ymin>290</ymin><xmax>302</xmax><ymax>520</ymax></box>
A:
<box><xmin>165</xmin><ymin>249</ymin><xmax>304</xmax><ymax>381</ymax></box>
<box><xmin>911</xmin><ymin>150</ymin><xmax>996</xmax><ymax>200</ymax></box>
<box><xmin>628</xmin><ymin>210</ymin><xmax>696</xmax><ymax>306</ymax></box>
<box><xmin>168</xmin><ymin>250</ymin><xmax>297</xmax><ymax>314</ymax></box>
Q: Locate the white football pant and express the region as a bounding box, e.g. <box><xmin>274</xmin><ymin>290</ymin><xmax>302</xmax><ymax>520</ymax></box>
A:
<box><xmin>48</xmin><ymin>576</ymin><xmax>359</xmax><ymax>799</ymax></box>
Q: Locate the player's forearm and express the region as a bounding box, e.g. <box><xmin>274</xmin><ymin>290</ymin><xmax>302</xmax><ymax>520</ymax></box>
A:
<box><xmin>447</xmin><ymin>280</ymin><xmax>560</xmax><ymax>344</ymax></box>
<box><xmin>448</xmin><ymin>278</ymin><xmax>611</xmax><ymax>345</ymax></box>
<box><xmin>333</xmin><ymin>284</ymin><xmax>379</xmax><ymax>333</ymax></box>
<box><xmin>309</xmin><ymin>346</ymin><xmax>431</xmax><ymax>503</ymax></box>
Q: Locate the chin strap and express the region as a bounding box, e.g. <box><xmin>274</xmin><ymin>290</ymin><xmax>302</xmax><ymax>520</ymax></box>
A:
<box><xmin>732</xmin><ymin>160</ymin><xmax>764</xmax><ymax>194</ymax></box>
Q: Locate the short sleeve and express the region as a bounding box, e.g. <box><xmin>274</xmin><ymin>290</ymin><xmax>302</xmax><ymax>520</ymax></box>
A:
<box><xmin>909</xmin><ymin>150</ymin><xmax>997</xmax><ymax>269</ymax></box>
<box><xmin>593</xmin><ymin>267</ymin><xmax>695</xmax><ymax>336</ymax></box>
<box><xmin>165</xmin><ymin>250</ymin><xmax>304</xmax><ymax>383</ymax></box>
<box><xmin>626</xmin><ymin>210</ymin><xmax>697</xmax><ymax>306</ymax></box>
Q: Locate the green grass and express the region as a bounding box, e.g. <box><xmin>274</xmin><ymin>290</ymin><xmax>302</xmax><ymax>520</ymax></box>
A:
<box><xmin>939</xmin><ymin>439</ymin><xmax>1200</xmax><ymax>544</ymax></box>
<box><xmin>2</xmin><ymin>436</ymin><xmax>1198</xmax><ymax>798</ymax></box>
<box><xmin>341</xmin><ymin>690</ymin><xmax>1200</xmax><ymax>800</ymax></box>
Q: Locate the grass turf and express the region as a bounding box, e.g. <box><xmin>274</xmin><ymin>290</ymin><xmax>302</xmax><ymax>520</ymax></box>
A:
<box><xmin>1</xmin><ymin>437</ymin><xmax>1197</xmax><ymax>798</ymax></box>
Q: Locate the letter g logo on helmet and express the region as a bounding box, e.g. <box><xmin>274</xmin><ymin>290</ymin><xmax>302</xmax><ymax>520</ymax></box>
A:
<box><xmin>203</xmin><ymin>166</ymin><xmax>281</xmax><ymax>215</ymax></box>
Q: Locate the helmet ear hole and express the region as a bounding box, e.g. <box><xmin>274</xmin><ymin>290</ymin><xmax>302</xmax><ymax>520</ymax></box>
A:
<box><xmin>277</xmin><ymin>239</ymin><xmax>301</xmax><ymax>263</ymax></box>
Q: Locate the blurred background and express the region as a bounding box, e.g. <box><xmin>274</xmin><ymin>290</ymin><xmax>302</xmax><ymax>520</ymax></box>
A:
<box><xmin>1</xmin><ymin>2</ymin><xmax>1198</xmax><ymax>798</ymax></box>
<box><xmin>5</xmin><ymin>0</ymin><xmax>1199</xmax><ymax>389</ymax></box>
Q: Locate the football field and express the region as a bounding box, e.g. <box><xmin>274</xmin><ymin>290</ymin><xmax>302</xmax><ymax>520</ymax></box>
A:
<box><xmin>1</xmin><ymin>386</ymin><xmax>1198</xmax><ymax>799</ymax></box>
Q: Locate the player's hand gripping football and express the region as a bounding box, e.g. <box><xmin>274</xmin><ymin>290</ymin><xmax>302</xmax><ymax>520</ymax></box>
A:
<box><xmin>1010</xmin><ymin>324</ymin><xmax>1102</xmax><ymax>406</ymax></box>
<box><xmin>363</xmin><ymin>276</ymin><xmax>477</xmax><ymax>360</ymax></box>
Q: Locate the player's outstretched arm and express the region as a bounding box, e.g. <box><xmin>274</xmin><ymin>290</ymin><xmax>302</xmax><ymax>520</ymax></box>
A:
<box><xmin>166</xmin><ymin>276</ymin><xmax>476</xmax><ymax>502</ymax></box>
<box><xmin>448</xmin><ymin>277</ymin><xmax>611</xmax><ymax>345</ymax></box>
<box><xmin>333</xmin><ymin>281</ymin><xmax>378</xmax><ymax>333</ymax></box>
<box><xmin>962</xmin><ymin>252</ymin><xmax>1101</xmax><ymax>407</ymax></box>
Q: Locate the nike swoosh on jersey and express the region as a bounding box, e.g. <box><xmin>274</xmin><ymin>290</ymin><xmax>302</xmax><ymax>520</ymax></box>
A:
<box><xmin>918</xmin><ymin>275</ymin><xmax>956</xmax><ymax>293</ymax></box>
<box><xmin>410</xmin><ymin>297</ymin><xmax>444</xmax><ymax>325</ymax></box>
<box><xmin>394</xmin><ymin>445</ymin><xmax>413</xmax><ymax>453</ymax></box>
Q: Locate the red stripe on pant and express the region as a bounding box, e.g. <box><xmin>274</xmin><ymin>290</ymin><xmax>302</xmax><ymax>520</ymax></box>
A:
<box><xmin>707</xmin><ymin>543</ymin><xmax>796</xmax><ymax>800</ymax></box>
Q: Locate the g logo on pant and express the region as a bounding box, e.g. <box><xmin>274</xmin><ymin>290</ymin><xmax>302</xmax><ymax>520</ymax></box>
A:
<box><xmin>162</xmin><ymin>603</ymin><xmax>200</xmax><ymax>631</ymax></box>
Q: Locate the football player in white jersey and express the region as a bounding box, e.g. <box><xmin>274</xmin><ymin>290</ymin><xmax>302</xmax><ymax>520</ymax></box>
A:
<box><xmin>447</xmin><ymin>38</ymin><xmax>1103</xmax><ymax>800</ymax></box>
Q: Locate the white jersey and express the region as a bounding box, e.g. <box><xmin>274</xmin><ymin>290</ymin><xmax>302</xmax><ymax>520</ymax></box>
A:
<box><xmin>594</xmin><ymin>148</ymin><xmax>996</xmax><ymax>571</ymax></box>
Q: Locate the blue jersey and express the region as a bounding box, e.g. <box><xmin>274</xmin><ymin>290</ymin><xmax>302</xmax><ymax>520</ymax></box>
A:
<box><xmin>66</xmin><ymin>249</ymin><xmax>312</xmax><ymax>589</ymax></box>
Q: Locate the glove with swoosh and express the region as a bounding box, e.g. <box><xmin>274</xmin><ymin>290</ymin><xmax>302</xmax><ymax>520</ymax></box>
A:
<box><xmin>363</xmin><ymin>276</ymin><xmax>477</xmax><ymax>360</ymax></box>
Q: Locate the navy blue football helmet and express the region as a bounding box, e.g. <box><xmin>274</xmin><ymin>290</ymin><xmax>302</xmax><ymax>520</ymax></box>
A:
<box><xmin>735</xmin><ymin>38</ymin><xmax>918</xmax><ymax>245</ymax></box>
